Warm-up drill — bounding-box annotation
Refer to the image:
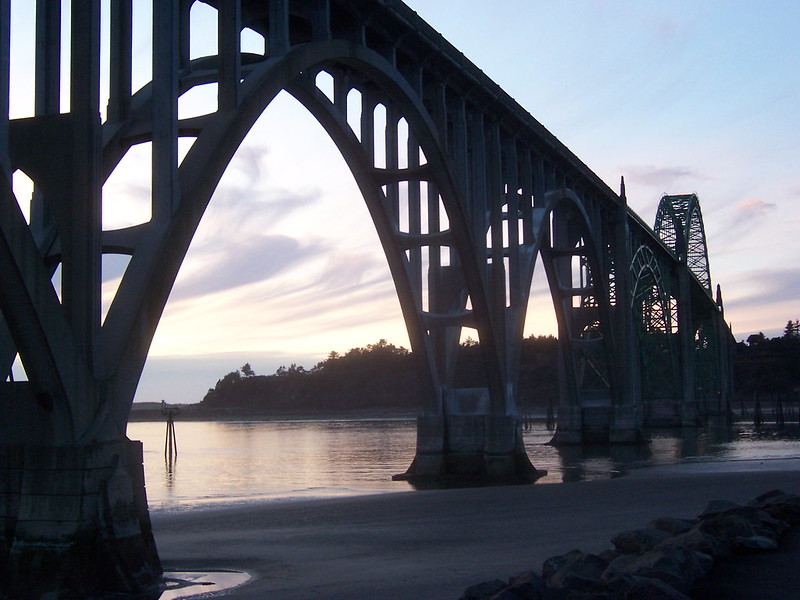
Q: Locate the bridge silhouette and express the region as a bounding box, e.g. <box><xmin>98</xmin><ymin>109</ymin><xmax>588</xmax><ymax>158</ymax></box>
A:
<box><xmin>0</xmin><ymin>1</ymin><xmax>732</xmax><ymax>597</ymax></box>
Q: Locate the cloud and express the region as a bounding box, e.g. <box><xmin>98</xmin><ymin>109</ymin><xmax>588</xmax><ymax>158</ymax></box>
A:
<box><xmin>722</xmin><ymin>267</ymin><xmax>800</xmax><ymax>311</ymax></box>
<box><xmin>170</xmin><ymin>234</ymin><xmax>327</xmax><ymax>301</ymax></box>
<box><xmin>732</xmin><ymin>197</ymin><xmax>777</xmax><ymax>219</ymax></box>
<box><xmin>621</xmin><ymin>165</ymin><xmax>707</xmax><ymax>190</ymax></box>
<box><xmin>225</xmin><ymin>144</ymin><xmax>267</xmax><ymax>187</ymax></box>
<box><xmin>710</xmin><ymin>197</ymin><xmax>777</xmax><ymax>241</ymax></box>
<box><xmin>200</xmin><ymin>186</ymin><xmax>321</xmax><ymax>238</ymax></box>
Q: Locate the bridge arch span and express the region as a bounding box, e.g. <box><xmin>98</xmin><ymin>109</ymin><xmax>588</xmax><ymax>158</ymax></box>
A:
<box><xmin>531</xmin><ymin>189</ymin><xmax>620</xmax><ymax>443</ymax></box>
<box><xmin>0</xmin><ymin>3</ymin><xmax>736</xmax><ymax>594</ymax></box>
<box><xmin>100</xmin><ymin>37</ymin><xmax>510</xmax><ymax>432</ymax></box>
<box><xmin>654</xmin><ymin>193</ymin><xmax>711</xmax><ymax>291</ymax></box>
<box><xmin>629</xmin><ymin>244</ymin><xmax>680</xmax><ymax>423</ymax></box>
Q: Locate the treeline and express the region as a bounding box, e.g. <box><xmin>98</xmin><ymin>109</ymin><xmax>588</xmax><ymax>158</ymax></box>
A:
<box><xmin>197</xmin><ymin>320</ymin><xmax>800</xmax><ymax>414</ymax></box>
<box><xmin>734</xmin><ymin>320</ymin><xmax>800</xmax><ymax>394</ymax></box>
<box><xmin>198</xmin><ymin>336</ymin><xmax>559</xmax><ymax>414</ymax></box>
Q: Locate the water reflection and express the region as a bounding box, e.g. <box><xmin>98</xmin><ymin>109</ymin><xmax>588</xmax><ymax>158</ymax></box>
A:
<box><xmin>164</xmin><ymin>454</ymin><xmax>176</xmax><ymax>490</ymax></box>
<box><xmin>552</xmin><ymin>443</ymin><xmax>652</xmax><ymax>482</ymax></box>
<box><xmin>125</xmin><ymin>419</ymin><xmax>800</xmax><ymax>512</ymax></box>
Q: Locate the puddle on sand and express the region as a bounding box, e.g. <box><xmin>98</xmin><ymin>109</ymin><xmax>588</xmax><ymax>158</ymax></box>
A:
<box><xmin>159</xmin><ymin>571</ymin><xmax>251</xmax><ymax>599</ymax></box>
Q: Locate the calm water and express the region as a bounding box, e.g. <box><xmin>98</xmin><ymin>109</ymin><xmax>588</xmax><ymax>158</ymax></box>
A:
<box><xmin>126</xmin><ymin>419</ymin><xmax>800</xmax><ymax>513</ymax></box>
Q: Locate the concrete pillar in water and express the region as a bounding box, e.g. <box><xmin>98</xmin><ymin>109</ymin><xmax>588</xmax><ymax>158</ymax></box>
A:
<box><xmin>0</xmin><ymin>439</ymin><xmax>162</xmax><ymax>599</ymax></box>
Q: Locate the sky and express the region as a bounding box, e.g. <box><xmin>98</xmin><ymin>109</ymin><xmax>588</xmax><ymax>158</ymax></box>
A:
<box><xmin>7</xmin><ymin>1</ymin><xmax>800</xmax><ymax>405</ymax></box>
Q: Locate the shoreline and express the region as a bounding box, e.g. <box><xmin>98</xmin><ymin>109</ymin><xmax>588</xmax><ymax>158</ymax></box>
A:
<box><xmin>128</xmin><ymin>406</ymin><xmax>422</xmax><ymax>422</ymax></box>
<box><xmin>150</xmin><ymin>459</ymin><xmax>800</xmax><ymax>600</ymax></box>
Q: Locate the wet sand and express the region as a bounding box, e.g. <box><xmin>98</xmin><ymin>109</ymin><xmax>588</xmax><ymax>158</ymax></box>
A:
<box><xmin>150</xmin><ymin>458</ymin><xmax>800</xmax><ymax>600</ymax></box>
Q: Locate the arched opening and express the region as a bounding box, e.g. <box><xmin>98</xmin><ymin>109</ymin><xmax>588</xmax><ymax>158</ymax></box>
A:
<box><xmin>538</xmin><ymin>192</ymin><xmax>617</xmax><ymax>443</ymax></box>
<box><xmin>630</xmin><ymin>245</ymin><xmax>679</xmax><ymax>425</ymax></box>
<box><xmin>136</xmin><ymin>90</ymin><xmax>410</xmax><ymax>407</ymax></box>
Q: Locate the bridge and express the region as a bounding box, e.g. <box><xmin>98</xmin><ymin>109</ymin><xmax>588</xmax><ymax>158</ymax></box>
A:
<box><xmin>0</xmin><ymin>1</ymin><xmax>732</xmax><ymax>597</ymax></box>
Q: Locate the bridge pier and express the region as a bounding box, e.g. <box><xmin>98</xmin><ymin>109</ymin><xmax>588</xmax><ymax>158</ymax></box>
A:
<box><xmin>552</xmin><ymin>403</ymin><xmax>644</xmax><ymax>445</ymax></box>
<box><xmin>0</xmin><ymin>440</ymin><xmax>162</xmax><ymax>599</ymax></box>
<box><xmin>395</xmin><ymin>413</ymin><xmax>543</xmax><ymax>485</ymax></box>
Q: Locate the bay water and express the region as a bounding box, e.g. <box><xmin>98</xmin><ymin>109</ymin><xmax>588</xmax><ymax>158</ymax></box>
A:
<box><xmin>127</xmin><ymin>418</ymin><xmax>800</xmax><ymax>513</ymax></box>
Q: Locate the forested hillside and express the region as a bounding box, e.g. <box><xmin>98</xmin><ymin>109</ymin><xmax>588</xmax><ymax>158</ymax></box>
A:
<box><xmin>195</xmin><ymin>320</ymin><xmax>799</xmax><ymax>416</ymax></box>
<box><xmin>198</xmin><ymin>336</ymin><xmax>559</xmax><ymax>415</ymax></box>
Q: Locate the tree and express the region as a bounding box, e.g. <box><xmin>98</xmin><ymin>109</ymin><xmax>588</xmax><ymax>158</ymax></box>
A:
<box><xmin>241</xmin><ymin>363</ymin><xmax>255</xmax><ymax>377</ymax></box>
<box><xmin>783</xmin><ymin>319</ymin><xmax>800</xmax><ymax>339</ymax></box>
<box><xmin>276</xmin><ymin>363</ymin><xmax>305</xmax><ymax>376</ymax></box>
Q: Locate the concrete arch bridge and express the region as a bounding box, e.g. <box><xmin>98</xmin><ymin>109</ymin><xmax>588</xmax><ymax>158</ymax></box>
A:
<box><xmin>0</xmin><ymin>1</ymin><xmax>732</xmax><ymax>596</ymax></box>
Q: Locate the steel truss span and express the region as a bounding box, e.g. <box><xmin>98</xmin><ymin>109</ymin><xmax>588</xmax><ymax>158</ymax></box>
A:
<box><xmin>0</xmin><ymin>2</ymin><xmax>733</xmax><ymax>597</ymax></box>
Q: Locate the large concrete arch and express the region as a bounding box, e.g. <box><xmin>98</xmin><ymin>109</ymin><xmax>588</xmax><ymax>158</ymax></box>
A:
<box><xmin>99</xmin><ymin>39</ymin><xmax>502</xmax><ymax>432</ymax></box>
<box><xmin>0</xmin><ymin>2</ymin><xmax>734</xmax><ymax>596</ymax></box>
<box><xmin>531</xmin><ymin>189</ymin><xmax>623</xmax><ymax>444</ymax></box>
<box><xmin>630</xmin><ymin>244</ymin><xmax>681</xmax><ymax>425</ymax></box>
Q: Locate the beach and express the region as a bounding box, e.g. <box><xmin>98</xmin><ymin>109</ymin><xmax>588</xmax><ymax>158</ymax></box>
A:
<box><xmin>150</xmin><ymin>458</ymin><xmax>800</xmax><ymax>599</ymax></box>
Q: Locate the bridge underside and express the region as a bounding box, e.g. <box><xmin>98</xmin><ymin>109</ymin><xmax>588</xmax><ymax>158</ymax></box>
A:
<box><xmin>0</xmin><ymin>1</ymin><xmax>732</xmax><ymax>597</ymax></box>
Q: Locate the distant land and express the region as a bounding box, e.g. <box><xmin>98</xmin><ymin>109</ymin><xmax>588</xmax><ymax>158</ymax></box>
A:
<box><xmin>130</xmin><ymin>325</ymin><xmax>800</xmax><ymax>422</ymax></box>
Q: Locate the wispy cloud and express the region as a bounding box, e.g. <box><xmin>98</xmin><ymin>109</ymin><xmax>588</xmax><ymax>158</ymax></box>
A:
<box><xmin>712</xmin><ymin>197</ymin><xmax>778</xmax><ymax>240</ymax></box>
<box><xmin>621</xmin><ymin>165</ymin><xmax>707</xmax><ymax>191</ymax></box>
<box><xmin>170</xmin><ymin>234</ymin><xmax>327</xmax><ymax>301</ymax></box>
<box><xmin>732</xmin><ymin>197</ymin><xmax>777</xmax><ymax>219</ymax></box>
<box><xmin>723</xmin><ymin>267</ymin><xmax>800</xmax><ymax>311</ymax></box>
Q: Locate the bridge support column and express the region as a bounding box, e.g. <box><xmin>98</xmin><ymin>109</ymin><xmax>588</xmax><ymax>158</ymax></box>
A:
<box><xmin>0</xmin><ymin>440</ymin><xmax>162</xmax><ymax>599</ymax></box>
<box><xmin>394</xmin><ymin>413</ymin><xmax>544</xmax><ymax>485</ymax></box>
<box><xmin>551</xmin><ymin>405</ymin><xmax>583</xmax><ymax>445</ymax></box>
<box><xmin>610</xmin><ymin>405</ymin><xmax>643</xmax><ymax>444</ymax></box>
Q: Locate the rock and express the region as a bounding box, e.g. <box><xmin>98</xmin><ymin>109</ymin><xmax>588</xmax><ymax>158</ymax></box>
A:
<box><xmin>603</xmin><ymin>546</ymin><xmax>712</xmax><ymax>592</ymax></box>
<box><xmin>733</xmin><ymin>534</ymin><xmax>779</xmax><ymax>552</ymax></box>
<box><xmin>543</xmin><ymin>551</ymin><xmax>607</xmax><ymax>592</ymax></box>
<box><xmin>461</xmin><ymin>579</ymin><xmax>508</xmax><ymax>600</ymax></box>
<box><xmin>655</xmin><ymin>527</ymin><xmax>729</xmax><ymax>559</ymax></box>
<box><xmin>747</xmin><ymin>488</ymin><xmax>789</xmax><ymax>506</ymax></box>
<box><xmin>563</xmin><ymin>591</ymin><xmax>616</xmax><ymax>600</ymax></box>
<box><xmin>597</xmin><ymin>548</ymin><xmax>619</xmax><ymax>564</ymax></box>
<box><xmin>696</xmin><ymin>511</ymin><xmax>756</xmax><ymax>547</ymax></box>
<box><xmin>611</xmin><ymin>528</ymin><xmax>672</xmax><ymax>554</ymax></box>
<box><xmin>542</xmin><ymin>549</ymin><xmax>583</xmax><ymax>582</ymax></box>
<box><xmin>622</xmin><ymin>575</ymin><xmax>692</xmax><ymax>600</ymax></box>
<box><xmin>491</xmin><ymin>585</ymin><xmax>539</xmax><ymax>600</ymax></box>
<box><xmin>648</xmin><ymin>517</ymin><xmax>694</xmax><ymax>536</ymax></box>
<box><xmin>508</xmin><ymin>571</ymin><xmax>546</xmax><ymax>592</ymax></box>
<box><xmin>457</xmin><ymin>491</ymin><xmax>799</xmax><ymax>600</ymax></box>
<box><xmin>698</xmin><ymin>499</ymin><xmax>741</xmax><ymax>518</ymax></box>
<box><xmin>502</xmin><ymin>571</ymin><xmax>546</xmax><ymax>600</ymax></box>
<box><xmin>748</xmin><ymin>490</ymin><xmax>800</xmax><ymax>526</ymax></box>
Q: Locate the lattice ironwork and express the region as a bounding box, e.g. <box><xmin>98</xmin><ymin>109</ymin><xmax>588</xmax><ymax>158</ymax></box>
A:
<box><xmin>630</xmin><ymin>245</ymin><xmax>678</xmax><ymax>401</ymax></box>
<box><xmin>654</xmin><ymin>193</ymin><xmax>712</xmax><ymax>292</ymax></box>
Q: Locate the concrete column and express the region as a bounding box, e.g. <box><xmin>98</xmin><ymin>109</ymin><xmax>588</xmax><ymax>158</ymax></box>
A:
<box><xmin>395</xmin><ymin>412</ymin><xmax>542</xmax><ymax>484</ymax></box>
<box><xmin>0</xmin><ymin>439</ymin><xmax>162</xmax><ymax>599</ymax></box>
<box><xmin>609</xmin><ymin>180</ymin><xmax>642</xmax><ymax>443</ymax></box>
<box><xmin>677</xmin><ymin>262</ymin><xmax>698</xmax><ymax>426</ymax></box>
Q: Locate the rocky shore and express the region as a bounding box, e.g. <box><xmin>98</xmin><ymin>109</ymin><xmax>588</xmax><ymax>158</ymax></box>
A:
<box><xmin>149</xmin><ymin>461</ymin><xmax>800</xmax><ymax>599</ymax></box>
<box><xmin>459</xmin><ymin>489</ymin><xmax>800</xmax><ymax>600</ymax></box>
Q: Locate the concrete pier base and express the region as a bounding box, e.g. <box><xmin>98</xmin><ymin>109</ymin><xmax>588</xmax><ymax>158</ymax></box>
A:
<box><xmin>681</xmin><ymin>400</ymin><xmax>703</xmax><ymax>427</ymax></box>
<box><xmin>0</xmin><ymin>439</ymin><xmax>162</xmax><ymax>599</ymax></box>
<box><xmin>394</xmin><ymin>415</ymin><xmax>544</xmax><ymax>485</ymax></box>
<box><xmin>552</xmin><ymin>404</ymin><xmax>645</xmax><ymax>445</ymax></box>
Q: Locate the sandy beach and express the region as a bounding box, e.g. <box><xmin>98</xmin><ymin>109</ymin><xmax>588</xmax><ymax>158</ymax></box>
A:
<box><xmin>150</xmin><ymin>458</ymin><xmax>800</xmax><ymax>599</ymax></box>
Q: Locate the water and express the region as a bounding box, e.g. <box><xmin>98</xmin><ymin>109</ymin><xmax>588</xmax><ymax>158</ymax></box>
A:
<box><xmin>126</xmin><ymin>419</ymin><xmax>800</xmax><ymax>513</ymax></box>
